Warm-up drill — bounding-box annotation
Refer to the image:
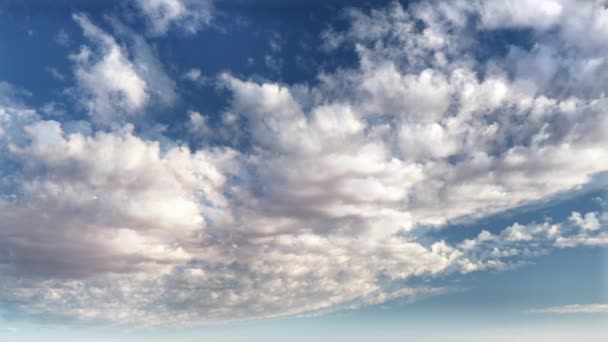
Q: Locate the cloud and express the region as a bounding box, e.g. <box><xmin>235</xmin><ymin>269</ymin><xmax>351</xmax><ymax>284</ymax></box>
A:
<box><xmin>70</xmin><ymin>14</ymin><xmax>177</xmax><ymax>125</ymax></box>
<box><xmin>188</xmin><ymin>110</ymin><xmax>210</xmax><ymax>137</ymax></box>
<box><xmin>54</xmin><ymin>28</ymin><xmax>71</xmax><ymax>46</ymax></box>
<box><xmin>290</xmin><ymin>0</ymin><xmax>608</xmax><ymax>227</ymax></box>
<box><xmin>569</xmin><ymin>211</ymin><xmax>601</xmax><ymax>231</ymax></box>
<box><xmin>182</xmin><ymin>68</ymin><xmax>202</xmax><ymax>82</ymax></box>
<box><xmin>1</xmin><ymin>0</ymin><xmax>608</xmax><ymax>327</ymax></box>
<box><xmin>1</xmin><ymin>90</ymin><xmax>462</xmax><ymax>324</ymax></box>
<box><xmin>108</xmin><ymin>18</ymin><xmax>179</xmax><ymax>106</ymax></box>
<box><xmin>458</xmin><ymin>210</ymin><xmax>608</xmax><ymax>272</ymax></box>
<box><xmin>71</xmin><ymin>13</ymin><xmax>149</xmax><ymax>124</ymax></box>
<box><xmin>0</xmin><ymin>125</ymin><xmax>458</xmax><ymax>324</ymax></box>
<box><xmin>531</xmin><ymin>304</ymin><xmax>608</xmax><ymax>314</ymax></box>
<box><xmin>1</xmin><ymin>121</ymin><xmax>219</xmax><ymax>276</ymax></box>
<box><xmin>264</xmin><ymin>54</ymin><xmax>283</xmax><ymax>74</ymax></box>
<box><xmin>46</xmin><ymin>67</ymin><xmax>65</xmax><ymax>81</ymax></box>
<box><xmin>268</xmin><ymin>31</ymin><xmax>282</xmax><ymax>53</ymax></box>
<box><xmin>132</xmin><ymin>0</ymin><xmax>214</xmax><ymax>36</ymax></box>
<box><xmin>480</xmin><ymin>0</ymin><xmax>564</xmax><ymax>30</ymax></box>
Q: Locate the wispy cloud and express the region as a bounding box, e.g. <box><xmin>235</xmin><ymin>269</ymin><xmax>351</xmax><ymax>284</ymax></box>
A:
<box><xmin>531</xmin><ymin>304</ymin><xmax>608</xmax><ymax>314</ymax></box>
<box><xmin>131</xmin><ymin>0</ymin><xmax>213</xmax><ymax>36</ymax></box>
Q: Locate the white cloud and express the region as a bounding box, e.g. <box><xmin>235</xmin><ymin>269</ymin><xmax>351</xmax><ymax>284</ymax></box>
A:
<box><xmin>295</xmin><ymin>0</ymin><xmax>608</xmax><ymax>227</ymax></box>
<box><xmin>2</xmin><ymin>121</ymin><xmax>229</xmax><ymax>275</ymax></box>
<box><xmin>188</xmin><ymin>110</ymin><xmax>210</xmax><ymax>137</ymax></box>
<box><xmin>1</xmin><ymin>0</ymin><xmax>608</xmax><ymax>327</ymax></box>
<box><xmin>569</xmin><ymin>211</ymin><xmax>601</xmax><ymax>231</ymax></box>
<box><xmin>70</xmin><ymin>14</ymin><xmax>177</xmax><ymax>125</ymax></box>
<box><xmin>183</xmin><ymin>68</ymin><xmax>202</xmax><ymax>82</ymax></box>
<box><xmin>132</xmin><ymin>0</ymin><xmax>214</xmax><ymax>36</ymax></box>
<box><xmin>46</xmin><ymin>67</ymin><xmax>65</xmax><ymax>81</ymax></box>
<box><xmin>1</xmin><ymin>95</ymin><xmax>606</xmax><ymax>323</ymax></box>
<box><xmin>554</xmin><ymin>232</ymin><xmax>608</xmax><ymax>248</ymax></box>
<box><xmin>1</xmin><ymin>91</ymin><xmax>458</xmax><ymax>324</ymax></box>
<box><xmin>71</xmin><ymin>14</ymin><xmax>149</xmax><ymax>124</ymax></box>
<box><xmin>109</xmin><ymin>18</ymin><xmax>179</xmax><ymax>106</ymax></box>
<box><xmin>531</xmin><ymin>304</ymin><xmax>608</xmax><ymax>314</ymax></box>
<box><xmin>458</xmin><ymin>210</ymin><xmax>607</xmax><ymax>271</ymax></box>
<box><xmin>480</xmin><ymin>0</ymin><xmax>565</xmax><ymax>30</ymax></box>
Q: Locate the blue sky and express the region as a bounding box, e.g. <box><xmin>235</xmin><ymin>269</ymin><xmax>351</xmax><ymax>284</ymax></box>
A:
<box><xmin>0</xmin><ymin>0</ymin><xmax>607</xmax><ymax>341</ymax></box>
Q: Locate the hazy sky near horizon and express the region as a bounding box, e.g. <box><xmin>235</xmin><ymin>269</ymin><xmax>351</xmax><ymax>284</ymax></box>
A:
<box><xmin>0</xmin><ymin>0</ymin><xmax>607</xmax><ymax>341</ymax></box>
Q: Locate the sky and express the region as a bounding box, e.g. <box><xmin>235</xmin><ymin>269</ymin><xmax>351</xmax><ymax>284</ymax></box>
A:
<box><xmin>0</xmin><ymin>0</ymin><xmax>607</xmax><ymax>341</ymax></box>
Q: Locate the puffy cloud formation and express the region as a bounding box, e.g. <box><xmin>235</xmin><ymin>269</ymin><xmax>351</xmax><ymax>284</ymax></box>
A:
<box><xmin>569</xmin><ymin>211</ymin><xmax>601</xmax><ymax>231</ymax></box>
<box><xmin>458</xmin><ymin>211</ymin><xmax>608</xmax><ymax>271</ymax></box>
<box><xmin>132</xmin><ymin>0</ymin><xmax>214</xmax><ymax>36</ymax></box>
<box><xmin>1</xmin><ymin>0</ymin><xmax>608</xmax><ymax>326</ymax></box>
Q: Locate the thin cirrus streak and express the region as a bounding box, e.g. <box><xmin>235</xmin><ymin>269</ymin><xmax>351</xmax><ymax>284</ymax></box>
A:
<box><xmin>530</xmin><ymin>304</ymin><xmax>608</xmax><ymax>314</ymax></box>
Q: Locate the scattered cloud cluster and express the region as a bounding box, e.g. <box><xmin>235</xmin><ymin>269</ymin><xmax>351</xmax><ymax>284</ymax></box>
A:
<box><xmin>0</xmin><ymin>0</ymin><xmax>607</xmax><ymax>327</ymax></box>
<box><xmin>458</xmin><ymin>211</ymin><xmax>608</xmax><ymax>272</ymax></box>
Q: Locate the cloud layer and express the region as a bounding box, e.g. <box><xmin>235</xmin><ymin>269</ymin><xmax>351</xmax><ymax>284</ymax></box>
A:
<box><xmin>0</xmin><ymin>0</ymin><xmax>607</xmax><ymax>326</ymax></box>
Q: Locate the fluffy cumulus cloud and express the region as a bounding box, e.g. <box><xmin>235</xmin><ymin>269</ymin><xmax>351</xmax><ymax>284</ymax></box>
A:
<box><xmin>0</xmin><ymin>0</ymin><xmax>608</xmax><ymax>327</ymax></box>
<box><xmin>458</xmin><ymin>211</ymin><xmax>608</xmax><ymax>271</ymax></box>
<box><xmin>132</xmin><ymin>0</ymin><xmax>214</xmax><ymax>36</ymax></box>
